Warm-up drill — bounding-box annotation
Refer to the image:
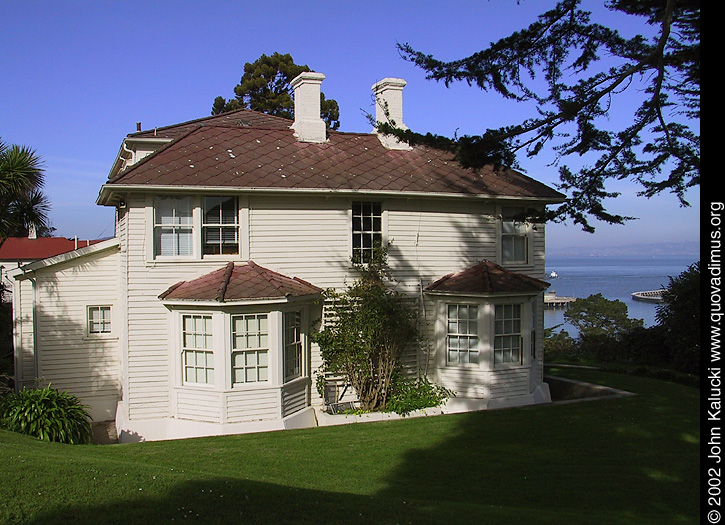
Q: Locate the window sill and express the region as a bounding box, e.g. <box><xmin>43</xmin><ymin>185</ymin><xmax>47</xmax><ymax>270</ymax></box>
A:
<box><xmin>82</xmin><ymin>335</ymin><xmax>118</xmax><ymax>343</ymax></box>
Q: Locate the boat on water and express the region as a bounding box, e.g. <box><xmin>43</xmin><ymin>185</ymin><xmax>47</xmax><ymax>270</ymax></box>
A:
<box><xmin>631</xmin><ymin>289</ymin><xmax>666</xmax><ymax>303</ymax></box>
<box><xmin>549</xmin><ymin>271</ymin><xmax>558</xmax><ymax>279</ymax></box>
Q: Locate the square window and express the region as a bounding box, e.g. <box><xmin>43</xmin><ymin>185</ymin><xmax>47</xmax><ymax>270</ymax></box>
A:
<box><xmin>88</xmin><ymin>306</ymin><xmax>111</xmax><ymax>334</ymax></box>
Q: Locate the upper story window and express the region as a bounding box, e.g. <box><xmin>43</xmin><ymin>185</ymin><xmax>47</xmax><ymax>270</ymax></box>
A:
<box><xmin>203</xmin><ymin>196</ymin><xmax>239</xmax><ymax>255</ymax></box>
<box><xmin>155</xmin><ymin>196</ymin><xmax>193</xmax><ymax>257</ymax></box>
<box><xmin>152</xmin><ymin>195</ymin><xmax>244</xmax><ymax>259</ymax></box>
<box><xmin>501</xmin><ymin>206</ymin><xmax>529</xmax><ymax>265</ymax></box>
<box><xmin>352</xmin><ymin>201</ymin><xmax>382</xmax><ymax>264</ymax></box>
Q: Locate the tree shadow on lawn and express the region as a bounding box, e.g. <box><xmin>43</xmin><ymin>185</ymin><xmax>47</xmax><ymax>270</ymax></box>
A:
<box><xmin>21</xmin><ymin>377</ymin><xmax>699</xmax><ymax>524</ymax></box>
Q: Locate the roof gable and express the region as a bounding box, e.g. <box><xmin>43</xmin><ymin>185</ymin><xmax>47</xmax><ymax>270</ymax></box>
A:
<box><xmin>159</xmin><ymin>261</ymin><xmax>323</xmax><ymax>303</ymax></box>
<box><xmin>425</xmin><ymin>260</ymin><xmax>550</xmax><ymax>296</ymax></box>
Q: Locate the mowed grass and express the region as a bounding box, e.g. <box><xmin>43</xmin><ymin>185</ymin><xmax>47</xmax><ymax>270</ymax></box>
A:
<box><xmin>1</xmin><ymin>369</ymin><xmax>699</xmax><ymax>524</ymax></box>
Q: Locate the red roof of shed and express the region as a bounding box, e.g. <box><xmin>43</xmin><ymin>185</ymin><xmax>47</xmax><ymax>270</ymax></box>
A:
<box><xmin>0</xmin><ymin>237</ymin><xmax>102</xmax><ymax>262</ymax></box>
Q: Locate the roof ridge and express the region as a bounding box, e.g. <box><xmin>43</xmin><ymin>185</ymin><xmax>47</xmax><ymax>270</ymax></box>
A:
<box><xmin>214</xmin><ymin>262</ymin><xmax>235</xmax><ymax>302</ymax></box>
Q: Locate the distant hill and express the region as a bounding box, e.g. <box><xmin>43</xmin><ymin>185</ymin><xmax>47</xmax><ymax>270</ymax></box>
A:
<box><xmin>550</xmin><ymin>241</ymin><xmax>700</xmax><ymax>258</ymax></box>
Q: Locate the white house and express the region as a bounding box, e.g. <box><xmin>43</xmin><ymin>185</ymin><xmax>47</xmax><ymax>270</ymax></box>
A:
<box><xmin>10</xmin><ymin>73</ymin><xmax>565</xmax><ymax>442</ymax></box>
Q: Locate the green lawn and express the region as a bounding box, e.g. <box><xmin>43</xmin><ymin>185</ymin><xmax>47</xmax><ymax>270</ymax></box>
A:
<box><xmin>0</xmin><ymin>369</ymin><xmax>699</xmax><ymax>524</ymax></box>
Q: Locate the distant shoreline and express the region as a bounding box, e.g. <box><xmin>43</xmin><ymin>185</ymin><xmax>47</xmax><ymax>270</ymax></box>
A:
<box><xmin>548</xmin><ymin>241</ymin><xmax>699</xmax><ymax>258</ymax></box>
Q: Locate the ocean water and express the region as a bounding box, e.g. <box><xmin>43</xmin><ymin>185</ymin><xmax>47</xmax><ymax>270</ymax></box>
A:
<box><xmin>544</xmin><ymin>254</ymin><xmax>698</xmax><ymax>334</ymax></box>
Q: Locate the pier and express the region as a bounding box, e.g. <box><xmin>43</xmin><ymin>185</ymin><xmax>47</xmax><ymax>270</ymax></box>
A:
<box><xmin>544</xmin><ymin>291</ymin><xmax>577</xmax><ymax>309</ymax></box>
<box><xmin>631</xmin><ymin>289</ymin><xmax>666</xmax><ymax>303</ymax></box>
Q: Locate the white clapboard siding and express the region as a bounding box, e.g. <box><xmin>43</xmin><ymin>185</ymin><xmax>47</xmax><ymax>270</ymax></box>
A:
<box><xmin>281</xmin><ymin>378</ymin><xmax>310</xmax><ymax>417</ymax></box>
<box><xmin>225</xmin><ymin>387</ymin><xmax>280</xmax><ymax>423</ymax></box>
<box><xmin>176</xmin><ymin>388</ymin><xmax>222</xmax><ymax>423</ymax></box>
<box><xmin>16</xmin><ymin>247</ymin><xmax>122</xmax><ymax>419</ymax></box>
<box><xmin>119</xmin><ymin>192</ymin><xmax>549</xmax><ymax>422</ymax></box>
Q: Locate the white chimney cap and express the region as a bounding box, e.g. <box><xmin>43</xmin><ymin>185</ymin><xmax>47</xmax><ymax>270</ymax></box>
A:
<box><xmin>290</xmin><ymin>72</ymin><xmax>327</xmax><ymax>143</ymax></box>
<box><xmin>371</xmin><ymin>77</ymin><xmax>411</xmax><ymax>150</ymax></box>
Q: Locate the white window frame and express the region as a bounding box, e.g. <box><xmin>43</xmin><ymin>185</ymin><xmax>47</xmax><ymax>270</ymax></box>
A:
<box><xmin>493</xmin><ymin>303</ymin><xmax>524</xmax><ymax>367</ymax></box>
<box><xmin>202</xmin><ymin>196</ymin><xmax>240</xmax><ymax>256</ymax></box>
<box><xmin>87</xmin><ymin>305</ymin><xmax>112</xmax><ymax>335</ymax></box>
<box><xmin>498</xmin><ymin>205</ymin><xmax>535</xmax><ymax>267</ymax></box>
<box><xmin>231</xmin><ymin>313</ymin><xmax>270</xmax><ymax>385</ymax></box>
<box><xmin>181</xmin><ymin>314</ymin><xmax>215</xmax><ymax>386</ymax></box>
<box><xmin>351</xmin><ymin>201</ymin><xmax>386</xmax><ymax>264</ymax></box>
<box><xmin>445</xmin><ymin>303</ymin><xmax>480</xmax><ymax>366</ymax></box>
<box><xmin>154</xmin><ymin>195</ymin><xmax>195</xmax><ymax>258</ymax></box>
<box><xmin>148</xmin><ymin>194</ymin><xmax>249</xmax><ymax>262</ymax></box>
<box><xmin>283</xmin><ymin>310</ymin><xmax>303</xmax><ymax>382</ymax></box>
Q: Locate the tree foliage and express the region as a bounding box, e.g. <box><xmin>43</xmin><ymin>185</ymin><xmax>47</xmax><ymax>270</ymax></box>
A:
<box><xmin>656</xmin><ymin>260</ymin><xmax>699</xmax><ymax>373</ymax></box>
<box><xmin>312</xmin><ymin>251</ymin><xmax>418</xmax><ymax>412</ymax></box>
<box><xmin>388</xmin><ymin>0</ymin><xmax>699</xmax><ymax>232</ymax></box>
<box><xmin>565</xmin><ymin>293</ymin><xmax>643</xmax><ymax>339</ymax></box>
<box><xmin>212</xmin><ymin>52</ymin><xmax>341</xmax><ymax>130</ymax></box>
<box><xmin>0</xmin><ymin>139</ymin><xmax>51</xmax><ymax>241</ymax></box>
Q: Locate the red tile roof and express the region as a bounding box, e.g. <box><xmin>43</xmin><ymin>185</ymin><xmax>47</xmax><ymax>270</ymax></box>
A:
<box><xmin>106</xmin><ymin>110</ymin><xmax>564</xmax><ymax>201</ymax></box>
<box><xmin>0</xmin><ymin>237</ymin><xmax>102</xmax><ymax>262</ymax></box>
<box><xmin>158</xmin><ymin>261</ymin><xmax>323</xmax><ymax>303</ymax></box>
<box><xmin>425</xmin><ymin>260</ymin><xmax>550</xmax><ymax>296</ymax></box>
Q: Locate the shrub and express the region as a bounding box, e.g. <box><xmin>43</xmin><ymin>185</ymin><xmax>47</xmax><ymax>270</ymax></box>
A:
<box><xmin>1</xmin><ymin>386</ymin><xmax>92</xmax><ymax>444</ymax></box>
<box><xmin>386</xmin><ymin>377</ymin><xmax>454</xmax><ymax>416</ymax></box>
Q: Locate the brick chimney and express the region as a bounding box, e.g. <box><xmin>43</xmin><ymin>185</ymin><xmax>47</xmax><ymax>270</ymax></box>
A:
<box><xmin>372</xmin><ymin>78</ymin><xmax>411</xmax><ymax>150</ymax></box>
<box><xmin>290</xmin><ymin>72</ymin><xmax>327</xmax><ymax>143</ymax></box>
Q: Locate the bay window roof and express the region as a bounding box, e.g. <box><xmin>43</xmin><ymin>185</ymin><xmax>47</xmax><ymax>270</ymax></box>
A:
<box><xmin>159</xmin><ymin>261</ymin><xmax>322</xmax><ymax>304</ymax></box>
<box><xmin>425</xmin><ymin>260</ymin><xmax>550</xmax><ymax>296</ymax></box>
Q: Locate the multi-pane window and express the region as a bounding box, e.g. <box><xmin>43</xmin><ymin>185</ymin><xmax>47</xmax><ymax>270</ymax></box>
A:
<box><xmin>182</xmin><ymin>315</ymin><xmax>214</xmax><ymax>384</ymax></box>
<box><xmin>352</xmin><ymin>201</ymin><xmax>382</xmax><ymax>264</ymax></box>
<box><xmin>88</xmin><ymin>306</ymin><xmax>111</xmax><ymax>334</ymax></box>
<box><xmin>501</xmin><ymin>207</ymin><xmax>528</xmax><ymax>264</ymax></box>
<box><xmin>231</xmin><ymin>314</ymin><xmax>269</xmax><ymax>384</ymax></box>
<box><xmin>494</xmin><ymin>304</ymin><xmax>523</xmax><ymax>365</ymax></box>
<box><xmin>203</xmin><ymin>196</ymin><xmax>239</xmax><ymax>255</ymax></box>
<box><xmin>446</xmin><ymin>304</ymin><xmax>479</xmax><ymax>364</ymax></box>
<box><xmin>155</xmin><ymin>196</ymin><xmax>193</xmax><ymax>256</ymax></box>
<box><xmin>283</xmin><ymin>311</ymin><xmax>302</xmax><ymax>382</ymax></box>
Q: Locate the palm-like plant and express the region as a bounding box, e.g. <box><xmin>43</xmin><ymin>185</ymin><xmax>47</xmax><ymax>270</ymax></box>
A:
<box><xmin>0</xmin><ymin>138</ymin><xmax>50</xmax><ymax>241</ymax></box>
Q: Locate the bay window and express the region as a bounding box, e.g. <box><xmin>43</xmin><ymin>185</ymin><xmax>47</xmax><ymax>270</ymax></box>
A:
<box><xmin>182</xmin><ymin>315</ymin><xmax>214</xmax><ymax>385</ymax></box>
<box><xmin>446</xmin><ymin>304</ymin><xmax>479</xmax><ymax>364</ymax></box>
<box><xmin>494</xmin><ymin>304</ymin><xmax>523</xmax><ymax>365</ymax></box>
<box><xmin>231</xmin><ymin>314</ymin><xmax>269</xmax><ymax>384</ymax></box>
<box><xmin>283</xmin><ymin>311</ymin><xmax>302</xmax><ymax>382</ymax></box>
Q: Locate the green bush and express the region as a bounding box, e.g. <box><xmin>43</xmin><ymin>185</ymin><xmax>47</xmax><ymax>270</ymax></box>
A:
<box><xmin>386</xmin><ymin>377</ymin><xmax>454</xmax><ymax>416</ymax></box>
<box><xmin>1</xmin><ymin>386</ymin><xmax>92</xmax><ymax>444</ymax></box>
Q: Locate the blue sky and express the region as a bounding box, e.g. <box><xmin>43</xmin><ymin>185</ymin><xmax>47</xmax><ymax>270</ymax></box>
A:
<box><xmin>2</xmin><ymin>1</ymin><xmax>699</xmax><ymax>252</ymax></box>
